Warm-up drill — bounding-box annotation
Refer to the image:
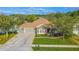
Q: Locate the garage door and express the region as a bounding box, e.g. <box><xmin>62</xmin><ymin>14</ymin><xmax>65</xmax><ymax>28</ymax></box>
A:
<box><xmin>24</xmin><ymin>28</ymin><xmax>35</xmax><ymax>33</ymax></box>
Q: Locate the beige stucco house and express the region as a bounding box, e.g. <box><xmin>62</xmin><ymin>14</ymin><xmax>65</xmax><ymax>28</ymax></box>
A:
<box><xmin>19</xmin><ymin>17</ymin><xmax>50</xmax><ymax>34</ymax></box>
<box><xmin>73</xmin><ymin>24</ymin><xmax>79</xmax><ymax>35</ymax></box>
<box><xmin>18</xmin><ymin>17</ymin><xmax>79</xmax><ymax>36</ymax></box>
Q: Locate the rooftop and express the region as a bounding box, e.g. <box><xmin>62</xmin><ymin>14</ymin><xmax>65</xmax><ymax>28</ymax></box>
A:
<box><xmin>20</xmin><ymin>17</ymin><xmax>49</xmax><ymax>28</ymax></box>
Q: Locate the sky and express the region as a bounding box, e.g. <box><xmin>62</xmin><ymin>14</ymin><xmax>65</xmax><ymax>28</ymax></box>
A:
<box><xmin>0</xmin><ymin>7</ymin><xmax>78</xmax><ymax>15</ymax></box>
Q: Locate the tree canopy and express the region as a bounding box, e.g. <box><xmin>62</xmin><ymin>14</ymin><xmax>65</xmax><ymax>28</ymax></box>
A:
<box><xmin>0</xmin><ymin>10</ymin><xmax>79</xmax><ymax>38</ymax></box>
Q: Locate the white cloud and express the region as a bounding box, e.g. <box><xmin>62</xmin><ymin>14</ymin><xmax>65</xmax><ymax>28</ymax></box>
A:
<box><xmin>0</xmin><ymin>10</ymin><xmax>12</xmax><ymax>13</ymax></box>
<box><xmin>0</xmin><ymin>7</ymin><xmax>53</xmax><ymax>14</ymax></box>
<box><xmin>24</xmin><ymin>7</ymin><xmax>50</xmax><ymax>14</ymax></box>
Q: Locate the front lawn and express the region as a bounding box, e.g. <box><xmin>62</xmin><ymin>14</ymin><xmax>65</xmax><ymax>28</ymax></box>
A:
<box><xmin>36</xmin><ymin>34</ymin><xmax>48</xmax><ymax>37</ymax></box>
<box><xmin>70</xmin><ymin>35</ymin><xmax>79</xmax><ymax>45</ymax></box>
<box><xmin>0</xmin><ymin>33</ymin><xmax>16</xmax><ymax>44</ymax></box>
<box><xmin>33</xmin><ymin>38</ymin><xmax>75</xmax><ymax>45</ymax></box>
<box><xmin>32</xmin><ymin>47</ymin><xmax>79</xmax><ymax>51</ymax></box>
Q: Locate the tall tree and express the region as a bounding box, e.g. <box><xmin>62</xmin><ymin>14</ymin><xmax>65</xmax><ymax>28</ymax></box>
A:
<box><xmin>0</xmin><ymin>15</ymin><xmax>15</xmax><ymax>38</ymax></box>
<box><xmin>25</xmin><ymin>15</ymin><xmax>38</xmax><ymax>22</ymax></box>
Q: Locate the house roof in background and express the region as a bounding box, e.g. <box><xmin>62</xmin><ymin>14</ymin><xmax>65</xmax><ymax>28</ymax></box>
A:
<box><xmin>20</xmin><ymin>17</ymin><xmax>49</xmax><ymax>28</ymax></box>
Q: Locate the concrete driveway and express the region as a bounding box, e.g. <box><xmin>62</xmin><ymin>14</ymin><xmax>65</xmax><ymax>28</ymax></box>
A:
<box><xmin>0</xmin><ymin>29</ymin><xmax>35</xmax><ymax>51</ymax></box>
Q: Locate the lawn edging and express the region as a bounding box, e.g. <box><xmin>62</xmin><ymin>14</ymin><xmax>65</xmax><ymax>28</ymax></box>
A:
<box><xmin>32</xmin><ymin>44</ymin><xmax>79</xmax><ymax>48</ymax></box>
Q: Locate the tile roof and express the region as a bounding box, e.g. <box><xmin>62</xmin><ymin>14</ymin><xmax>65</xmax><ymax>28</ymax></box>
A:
<box><xmin>20</xmin><ymin>17</ymin><xmax>49</xmax><ymax>28</ymax></box>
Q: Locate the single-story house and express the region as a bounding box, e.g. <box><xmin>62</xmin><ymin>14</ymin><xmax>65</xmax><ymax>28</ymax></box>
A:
<box><xmin>19</xmin><ymin>17</ymin><xmax>50</xmax><ymax>34</ymax></box>
<box><xmin>19</xmin><ymin>17</ymin><xmax>79</xmax><ymax>36</ymax></box>
<box><xmin>73</xmin><ymin>24</ymin><xmax>79</xmax><ymax>35</ymax></box>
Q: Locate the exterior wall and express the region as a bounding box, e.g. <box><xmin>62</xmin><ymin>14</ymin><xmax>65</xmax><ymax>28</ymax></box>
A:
<box><xmin>18</xmin><ymin>27</ymin><xmax>35</xmax><ymax>33</ymax></box>
<box><xmin>17</xmin><ymin>27</ymin><xmax>24</xmax><ymax>33</ymax></box>
<box><xmin>19</xmin><ymin>25</ymin><xmax>47</xmax><ymax>34</ymax></box>
<box><xmin>73</xmin><ymin>24</ymin><xmax>79</xmax><ymax>35</ymax></box>
<box><xmin>73</xmin><ymin>29</ymin><xmax>79</xmax><ymax>35</ymax></box>
<box><xmin>37</xmin><ymin>26</ymin><xmax>46</xmax><ymax>34</ymax></box>
<box><xmin>24</xmin><ymin>28</ymin><xmax>34</xmax><ymax>33</ymax></box>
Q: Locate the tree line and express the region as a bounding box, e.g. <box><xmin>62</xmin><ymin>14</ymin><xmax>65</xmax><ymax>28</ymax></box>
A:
<box><xmin>42</xmin><ymin>10</ymin><xmax>79</xmax><ymax>38</ymax></box>
<box><xmin>0</xmin><ymin>10</ymin><xmax>79</xmax><ymax>38</ymax></box>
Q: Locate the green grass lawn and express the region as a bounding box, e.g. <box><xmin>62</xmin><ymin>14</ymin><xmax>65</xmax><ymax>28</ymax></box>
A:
<box><xmin>33</xmin><ymin>38</ymin><xmax>75</xmax><ymax>45</ymax></box>
<box><xmin>32</xmin><ymin>47</ymin><xmax>79</xmax><ymax>51</ymax></box>
<box><xmin>33</xmin><ymin>34</ymin><xmax>76</xmax><ymax>45</ymax></box>
<box><xmin>0</xmin><ymin>33</ymin><xmax>16</xmax><ymax>44</ymax></box>
<box><xmin>32</xmin><ymin>34</ymin><xmax>78</xmax><ymax>51</ymax></box>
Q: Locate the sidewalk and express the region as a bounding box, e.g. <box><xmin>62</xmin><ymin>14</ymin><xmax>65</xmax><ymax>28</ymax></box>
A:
<box><xmin>32</xmin><ymin>44</ymin><xmax>79</xmax><ymax>48</ymax></box>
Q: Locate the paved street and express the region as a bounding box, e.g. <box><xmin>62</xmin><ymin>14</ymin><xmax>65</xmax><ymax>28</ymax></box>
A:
<box><xmin>0</xmin><ymin>29</ymin><xmax>35</xmax><ymax>51</ymax></box>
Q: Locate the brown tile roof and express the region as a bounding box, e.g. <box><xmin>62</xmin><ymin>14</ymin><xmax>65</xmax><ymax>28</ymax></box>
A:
<box><xmin>20</xmin><ymin>17</ymin><xmax>49</xmax><ymax>28</ymax></box>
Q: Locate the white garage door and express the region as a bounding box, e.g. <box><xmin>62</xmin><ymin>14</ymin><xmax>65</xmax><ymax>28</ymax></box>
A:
<box><xmin>24</xmin><ymin>28</ymin><xmax>35</xmax><ymax>33</ymax></box>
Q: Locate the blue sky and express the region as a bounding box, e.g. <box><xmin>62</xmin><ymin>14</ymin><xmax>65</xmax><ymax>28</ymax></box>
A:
<box><xmin>0</xmin><ymin>7</ymin><xmax>78</xmax><ymax>15</ymax></box>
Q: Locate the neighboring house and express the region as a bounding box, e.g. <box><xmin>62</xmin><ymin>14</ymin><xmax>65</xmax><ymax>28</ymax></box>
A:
<box><xmin>73</xmin><ymin>24</ymin><xmax>79</xmax><ymax>35</ymax></box>
<box><xmin>19</xmin><ymin>17</ymin><xmax>50</xmax><ymax>34</ymax></box>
